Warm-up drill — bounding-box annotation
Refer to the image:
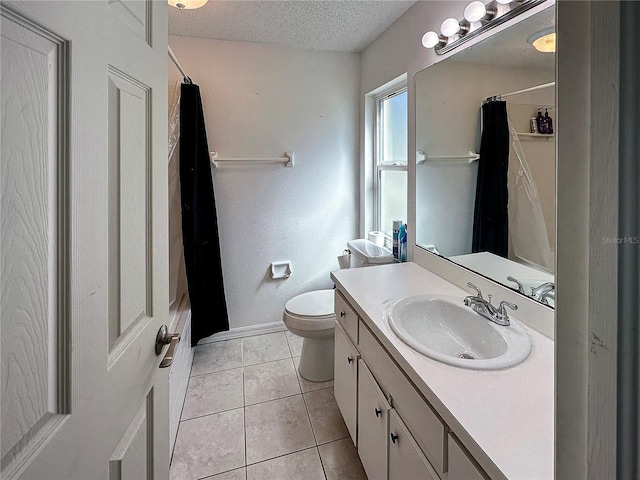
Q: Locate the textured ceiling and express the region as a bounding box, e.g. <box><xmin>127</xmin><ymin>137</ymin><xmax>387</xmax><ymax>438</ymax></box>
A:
<box><xmin>168</xmin><ymin>1</ymin><xmax>416</xmax><ymax>53</ymax></box>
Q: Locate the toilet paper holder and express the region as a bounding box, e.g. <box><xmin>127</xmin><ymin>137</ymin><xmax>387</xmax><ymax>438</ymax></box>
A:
<box><xmin>270</xmin><ymin>261</ymin><xmax>292</xmax><ymax>279</ymax></box>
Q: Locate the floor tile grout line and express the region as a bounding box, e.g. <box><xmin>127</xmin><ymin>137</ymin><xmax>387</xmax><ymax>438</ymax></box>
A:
<box><xmin>299</xmin><ymin>385</ymin><xmax>320</xmax><ymax>447</ymax></box>
<box><xmin>317</xmin><ymin>445</ymin><xmax>329</xmax><ymax>480</ymax></box>
<box><xmin>189</xmin><ymin>364</ymin><xmax>244</xmax><ymax>378</ymax></box>
<box><xmin>245</xmin><ymin>444</ymin><xmax>322</xmax><ymax>468</ymax></box>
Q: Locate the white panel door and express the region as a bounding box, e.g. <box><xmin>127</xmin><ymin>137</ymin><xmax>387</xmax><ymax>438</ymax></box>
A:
<box><xmin>1</xmin><ymin>1</ymin><xmax>169</xmax><ymax>479</ymax></box>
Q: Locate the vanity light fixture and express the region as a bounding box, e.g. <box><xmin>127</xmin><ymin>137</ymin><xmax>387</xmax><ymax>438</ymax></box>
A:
<box><xmin>528</xmin><ymin>27</ymin><xmax>556</xmax><ymax>52</ymax></box>
<box><xmin>423</xmin><ymin>0</ymin><xmax>546</xmax><ymax>55</ymax></box>
<box><xmin>464</xmin><ymin>1</ymin><xmax>496</xmax><ymax>23</ymax></box>
<box><xmin>422</xmin><ymin>31</ymin><xmax>444</xmax><ymax>49</ymax></box>
<box><xmin>169</xmin><ymin>0</ymin><xmax>208</xmax><ymax>9</ymax></box>
<box><xmin>440</xmin><ymin>17</ymin><xmax>461</xmax><ymax>37</ymax></box>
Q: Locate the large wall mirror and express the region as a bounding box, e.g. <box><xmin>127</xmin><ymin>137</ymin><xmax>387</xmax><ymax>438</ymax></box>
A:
<box><xmin>415</xmin><ymin>5</ymin><xmax>556</xmax><ymax>307</ymax></box>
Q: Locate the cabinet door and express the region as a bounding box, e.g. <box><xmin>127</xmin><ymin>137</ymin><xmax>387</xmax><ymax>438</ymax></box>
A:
<box><xmin>358</xmin><ymin>360</ymin><xmax>390</xmax><ymax>480</ymax></box>
<box><xmin>388</xmin><ymin>410</ymin><xmax>439</xmax><ymax>480</ymax></box>
<box><xmin>448</xmin><ymin>434</ymin><xmax>489</xmax><ymax>480</ymax></box>
<box><xmin>335</xmin><ymin>290</ymin><xmax>359</xmax><ymax>343</ymax></box>
<box><xmin>334</xmin><ymin>321</ymin><xmax>359</xmax><ymax>445</ymax></box>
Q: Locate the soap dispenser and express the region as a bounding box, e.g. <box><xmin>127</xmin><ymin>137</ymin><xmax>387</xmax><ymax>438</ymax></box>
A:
<box><xmin>544</xmin><ymin>108</ymin><xmax>553</xmax><ymax>134</ymax></box>
<box><xmin>535</xmin><ymin>108</ymin><xmax>547</xmax><ymax>134</ymax></box>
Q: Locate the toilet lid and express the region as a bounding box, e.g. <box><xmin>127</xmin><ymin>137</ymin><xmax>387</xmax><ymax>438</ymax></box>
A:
<box><xmin>285</xmin><ymin>289</ymin><xmax>335</xmax><ymax>318</ymax></box>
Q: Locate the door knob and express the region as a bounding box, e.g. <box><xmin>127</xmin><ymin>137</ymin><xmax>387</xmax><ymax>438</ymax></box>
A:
<box><xmin>156</xmin><ymin>325</ymin><xmax>171</xmax><ymax>354</ymax></box>
<box><xmin>155</xmin><ymin>325</ymin><xmax>180</xmax><ymax>368</ymax></box>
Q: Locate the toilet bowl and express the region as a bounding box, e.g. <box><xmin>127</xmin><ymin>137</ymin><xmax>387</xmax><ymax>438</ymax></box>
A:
<box><xmin>283</xmin><ymin>239</ymin><xmax>395</xmax><ymax>382</ymax></box>
<box><xmin>283</xmin><ymin>289</ymin><xmax>336</xmax><ymax>382</ymax></box>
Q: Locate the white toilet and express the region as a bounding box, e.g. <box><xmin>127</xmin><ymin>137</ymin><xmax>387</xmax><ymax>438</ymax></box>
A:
<box><xmin>283</xmin><ymin>239</ymin><xmax>394</xmax><ymax>382</ymax></box>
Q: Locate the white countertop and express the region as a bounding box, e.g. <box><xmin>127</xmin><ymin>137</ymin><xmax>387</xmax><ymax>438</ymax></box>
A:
<box><xmin>331</xmin><ymin>262</ymin><xmax>554</xmax><ymax>480</ymax></box>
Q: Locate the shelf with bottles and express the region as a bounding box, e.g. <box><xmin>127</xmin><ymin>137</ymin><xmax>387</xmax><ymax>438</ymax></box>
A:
<box><xmin>515</xmin><ymin>132</ymin><xmax>556</xmax><ymax>140</ymax></box>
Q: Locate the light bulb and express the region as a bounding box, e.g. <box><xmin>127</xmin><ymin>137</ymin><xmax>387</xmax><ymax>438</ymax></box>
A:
<box><xmin>440</xmin><ymin>18</ymin><xmax>461</xmax><ymax>37</ymax></box>
<box><xmin>422</xmin><ymin>31</ymin><xmax>441</xmax><ymax>49</ymax></box>
<box><xmin>168</xmin><ymin>0</ymin><xmax>208</xmax><ymax>9</ymax></box>
<box><xmin>464</xmin><ymin>1</ymin><xmax>487</xmax><ymax>23</ymax></box>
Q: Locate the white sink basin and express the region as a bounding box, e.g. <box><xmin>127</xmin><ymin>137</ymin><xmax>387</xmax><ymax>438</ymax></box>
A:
<box><xmin>387</xmin><ymin>295</ymin><xmax>532</xmax><ymax>370</ymax></box>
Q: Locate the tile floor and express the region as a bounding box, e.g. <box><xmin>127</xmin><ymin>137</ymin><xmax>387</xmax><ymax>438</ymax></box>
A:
<box><xmin>170</xmin><ymin>331</ymin><xmax>368</xmax><ymax>480</ymax></box>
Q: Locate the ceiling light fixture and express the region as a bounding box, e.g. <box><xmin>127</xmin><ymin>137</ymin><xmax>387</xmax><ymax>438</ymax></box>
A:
<box><xmin>169</xmin><ymin>0</ymin><xmax>208</xmax><ymax>10</ymax></box>
<box><xmin>422</xmin><ymin>0</ymin><xmax>547</xmax><ymax>55</ymax></box>
<box><xmin>528</xmin><ymin>27</ymin><xmax>556</xmax><ymax>52</ymax></box>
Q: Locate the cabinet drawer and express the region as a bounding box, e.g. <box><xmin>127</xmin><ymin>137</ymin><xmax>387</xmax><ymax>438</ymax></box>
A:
<box><xmin>448</xmin><ymin>434</ymin><xmax>489</xmax><ymax>480</ymax></box>
<box><xmin>335</xmin><ymin>290</ymin><xmax>359</xmax><ymax>344</ymax></box>
<box><xmin>359</xmin><ymin>320</ymin><xmax>446</xmax><ymax>475</ymax></box>
<box><xmin>388</xmin><ymin>410</ymin><xmax>439</xmax><ymax>480</ymax></box>
<box><xmin>357</xmin><ymin>360</ymin><xmax>390</xmax><ymax>480</ymax></box>
<box><xmin>334</xmin><ymin>321</ymin><xmax>359</xmax><ymax>446</ymax></box>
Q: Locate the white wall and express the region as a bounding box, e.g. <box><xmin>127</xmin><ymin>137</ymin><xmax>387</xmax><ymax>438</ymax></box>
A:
<box><xmin>169</xmin><ymin>36</ymin><xmax>360</xmax><ymax>330</ymax></box>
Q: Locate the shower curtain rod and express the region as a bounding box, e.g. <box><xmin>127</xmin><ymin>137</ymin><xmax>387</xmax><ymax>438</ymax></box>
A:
<box><xmin>168</xmin><ymin>46</ymin><xmax>192</xmax><ymax>84</ymax></box>
<box><xmin>486</xmin><ymin>81</ymin><xmax>555</xmax><ymax>102</ymax></box>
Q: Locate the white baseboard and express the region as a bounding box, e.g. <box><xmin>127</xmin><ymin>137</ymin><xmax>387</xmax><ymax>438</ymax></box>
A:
<box><xmin>198</xmin><ymin>321</ymin><xmax>287</xmax><ymax>344</ymax></box>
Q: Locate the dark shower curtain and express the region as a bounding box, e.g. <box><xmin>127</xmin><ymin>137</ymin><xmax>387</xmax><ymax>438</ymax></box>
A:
<box><xmin>472</xmin><ymin>100</ymin><xmax>510</xmax><ymax>257</ymax></box>
<box><xmin>179</xmin><ymin>83</ymin><xmax>229</xmax><ymax>346</ymax></box>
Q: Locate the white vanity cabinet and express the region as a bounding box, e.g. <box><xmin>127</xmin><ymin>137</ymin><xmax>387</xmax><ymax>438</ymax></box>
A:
<box><xmin>448</xmin><ymin>434</ymin><xmax>490</xmax><ymax>480</ymax></box>
<box><xmin>334</xmin><ymin>321</ymin><xmax>359</xmax><ymax>445</ymax></box>
<box><xmin>333</xmin><ymin>288</ymin><xmax>493</xmax><ymax>480</ymax></box>
<box><xmin>388</xmin><ymin>410</ymin><xmax>439</xmax><ymax>480</ymax></box>
<box><xmin>357</xmin><ymin>360</ymin><xmax>390</xmax><ymax>480</ymax></box>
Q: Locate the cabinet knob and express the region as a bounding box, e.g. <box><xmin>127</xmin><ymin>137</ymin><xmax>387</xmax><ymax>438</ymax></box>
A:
<box><xmin>374</xmin><ymin>408</ymin><xmax>382</xmax><ymax>418</ymax></box>
<box><xmin>340</xmin><ymin>311</ymin><xmax>346</xmax><ymax>317</ymax></box>
<box><xmin>390</xmin><ymin>432</ymin><xmax>399</xmax><ymax>444</ymax></box>
<box><xmin>347</xmin><ymin>356</ymin><xmax>353</xmax><ymax>364</ymax></box>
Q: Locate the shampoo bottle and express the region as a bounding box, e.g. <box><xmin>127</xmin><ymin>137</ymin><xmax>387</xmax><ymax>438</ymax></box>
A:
<box><xmin>535</xmin><ymin>108</ymin><xmax>546</xmax><ymax>134</ymax></box>
<box><xmin>399</xmin><ymin>224</ymin><xmax>407</xmax><ymax>262</ymax></box>
<box><xmin>392</xmin><ymin>220</ymin><xmax>402</xmax><ymax>260</ymax></box>
<box><xmin>544</xmin><ymin>108</ymin><xmax>553</xmax><ymax>134</ymax></box>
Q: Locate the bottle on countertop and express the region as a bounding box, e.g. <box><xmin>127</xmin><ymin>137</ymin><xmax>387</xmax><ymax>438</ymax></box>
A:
<box><xmin>392</xmin><ymin>220</ymin><xmax>402</xmax><ymax>260</ymax></box>
<box><xmin>399</xmin><ymin>224</ymin><xmax>408</xmax><ymax>262</ymax></box>
<box><xmin>544</xmin><ymin>108</ymin><xmax>553</xmax><ymax>134</ymax></box>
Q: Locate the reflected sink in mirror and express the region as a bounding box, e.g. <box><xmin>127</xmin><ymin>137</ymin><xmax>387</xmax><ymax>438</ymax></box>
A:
<box><xmin>387</xmin><ymin>295</ymin><xmax>532</xmax><ymax>370</ymax></box>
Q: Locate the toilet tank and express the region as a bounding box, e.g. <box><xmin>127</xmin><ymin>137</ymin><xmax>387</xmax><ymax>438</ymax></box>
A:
<box><xmin>347</xmin><ymin>239</ymin><xmax>395</xmax><ymax>267</ymax></box>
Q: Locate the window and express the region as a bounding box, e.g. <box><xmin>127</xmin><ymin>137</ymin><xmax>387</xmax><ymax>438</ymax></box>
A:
<box><xmin>375</xmin><ymin>87</ymin><xmax>407</xmax><ymax>237</ymax></box>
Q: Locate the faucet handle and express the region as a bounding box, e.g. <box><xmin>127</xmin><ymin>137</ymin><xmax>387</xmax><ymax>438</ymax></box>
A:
<box><xmin>466</xmin><ymin>282</ymin><xmax>483</xmax><ymax>299</ymax></box>
<box><xmin>498</xmin><ymin>300</ymin><xmax>518</xmax><ymax>317</ymax></box>
<box><xmin>507</xmin><ymin>276</ymin><xmax>525</xmax><ymax>294</ymax></box>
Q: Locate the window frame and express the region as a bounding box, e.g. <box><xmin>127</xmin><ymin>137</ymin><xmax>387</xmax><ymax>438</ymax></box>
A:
<box><xmin>373</xmin><ymin>85</ymin><xmax>408</xmax><ymax>236</ymax></box>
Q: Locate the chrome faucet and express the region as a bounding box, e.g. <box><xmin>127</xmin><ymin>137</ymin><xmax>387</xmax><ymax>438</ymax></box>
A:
<box><xmin>463</xmin><ymin>282</ymin><xmax>518</xmax><ymax>327</ymax></box>
<box><xmin>506</xmin><ymin>276</ymin><xmax>525</xmax><ymax>294</ymax></box>
<box><xmin>530</xmin><ymin>282</ymin><xmax>554</xmax><ymax>301</ymax></box>
<box><xmin>540</xmin><ymin>290</ymin><xmax>555</xmax><ymax>306</ymax></box>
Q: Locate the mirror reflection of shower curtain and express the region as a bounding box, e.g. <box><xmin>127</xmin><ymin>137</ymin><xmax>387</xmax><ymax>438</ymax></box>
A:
<box><xmin>507</xmin><ymin>117</ymin><xmax>554</xmax><ymax>272</ymax></box>
<box><xmin>168</xmin><ymin>83</ymin><xmax>187</xmax><ymax>308</ymax></box>
<box><xmin>473</xmin><ymin>101</ymin><xmax>509</xmax><ymax>257</ymax></box>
